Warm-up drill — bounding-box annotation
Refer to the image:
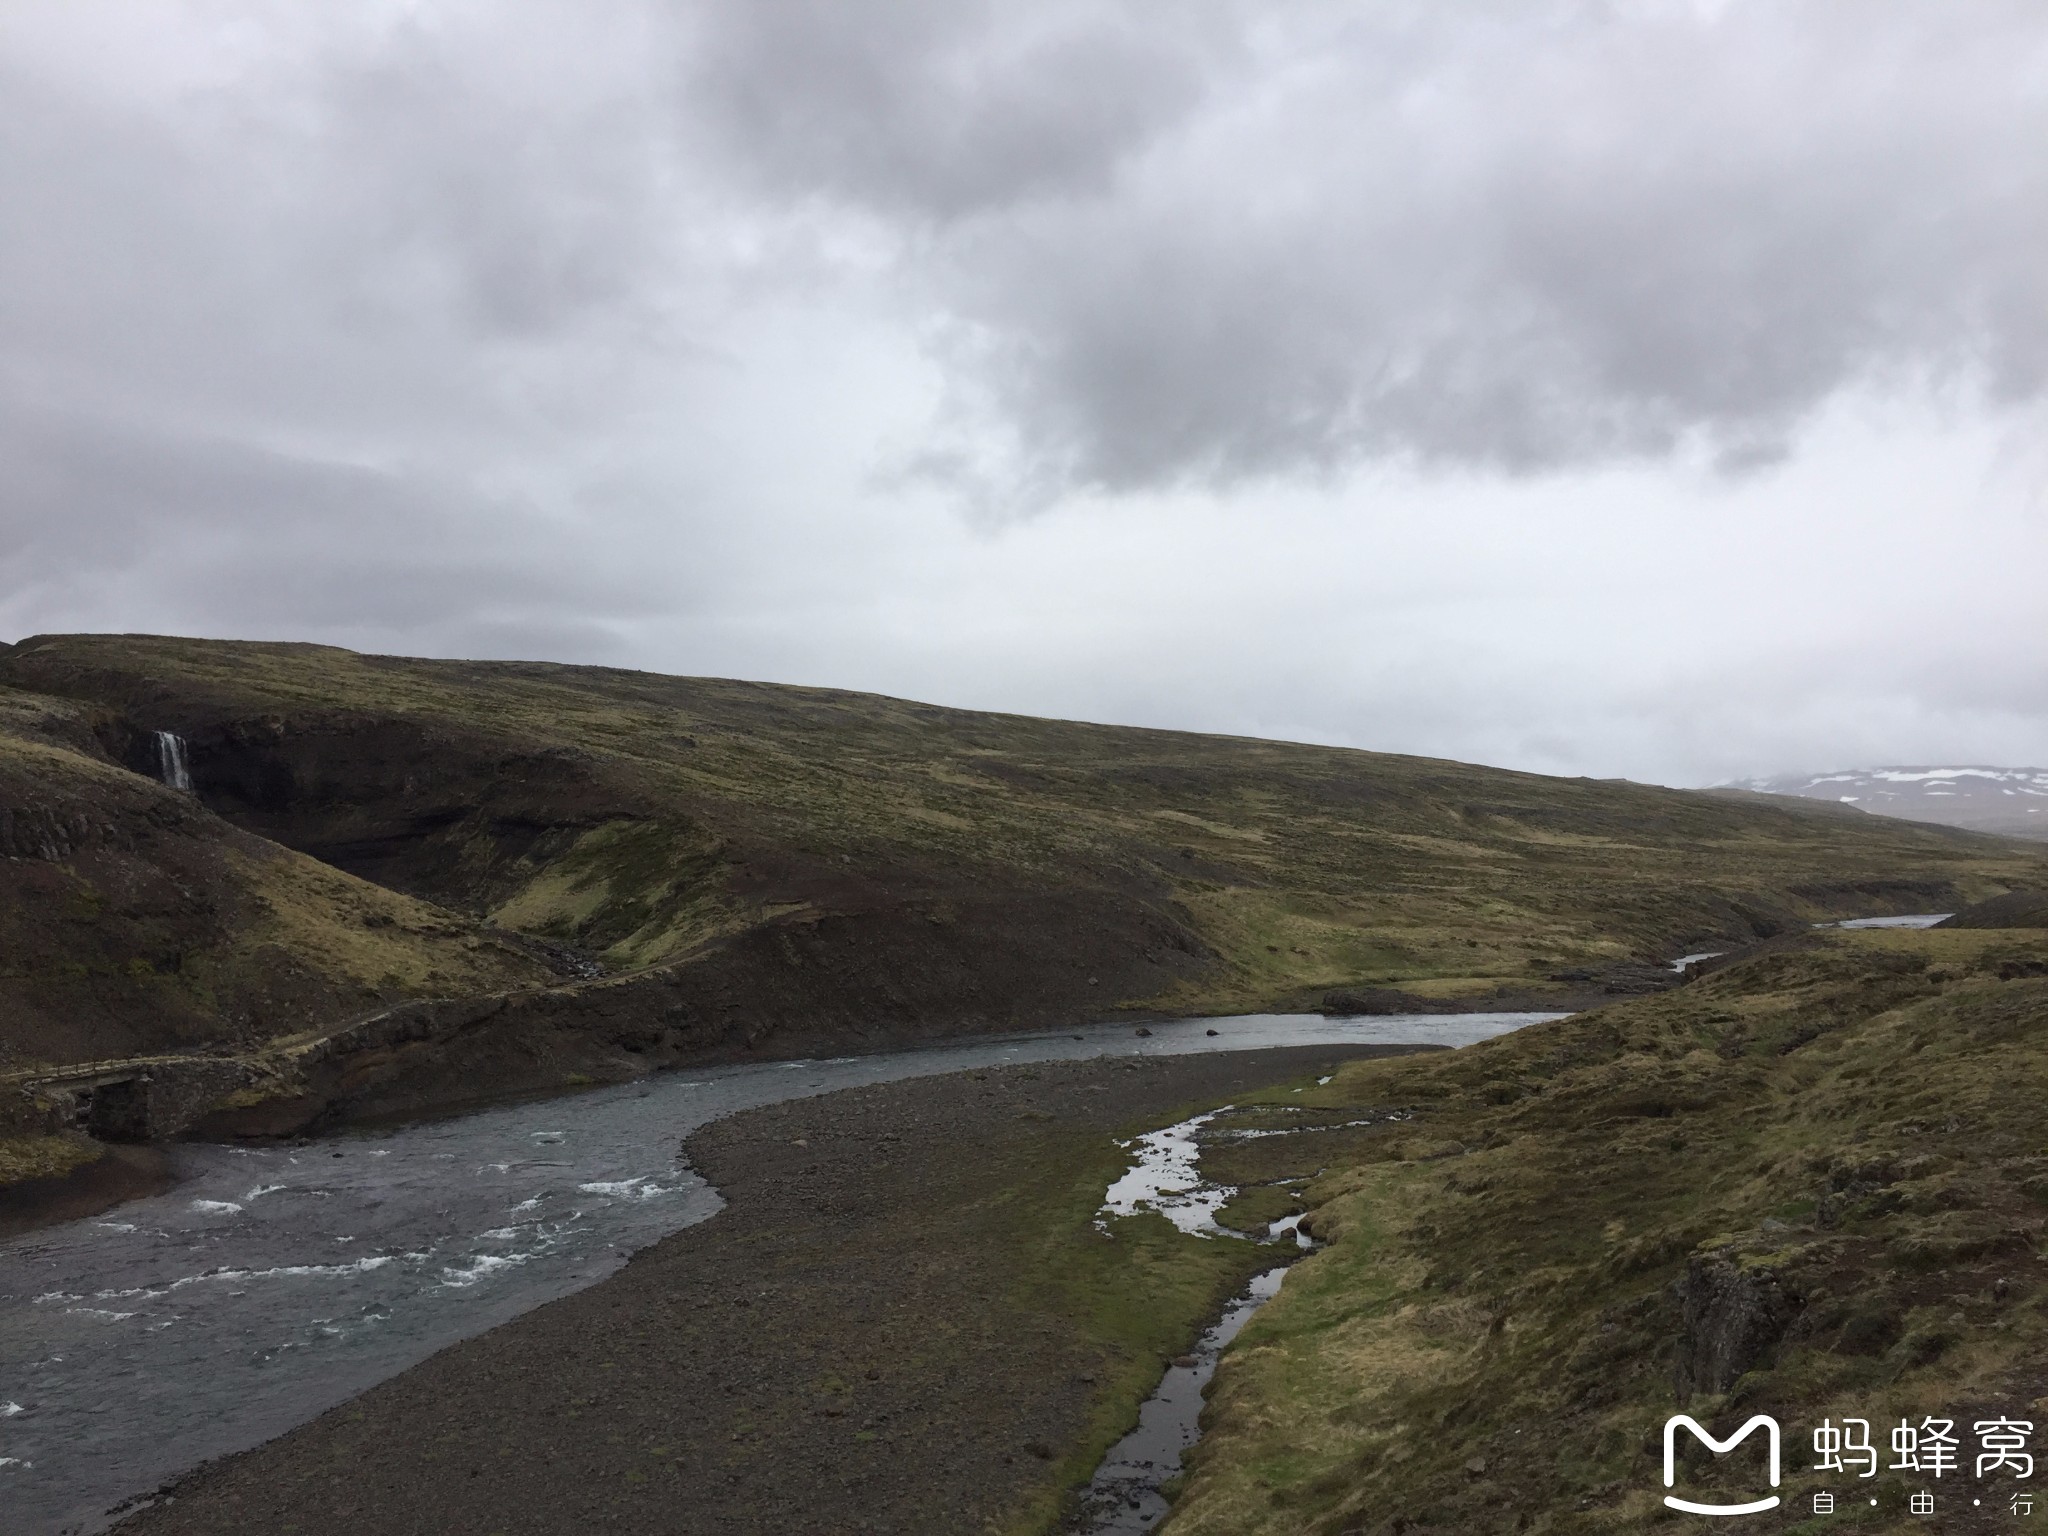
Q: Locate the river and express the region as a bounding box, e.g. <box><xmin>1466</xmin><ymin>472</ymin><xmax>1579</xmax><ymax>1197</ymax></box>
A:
<box><xmin>0</xmin><ymin>1010</ymin><xmax>1558</xmax><ymax>1535</ymax></box>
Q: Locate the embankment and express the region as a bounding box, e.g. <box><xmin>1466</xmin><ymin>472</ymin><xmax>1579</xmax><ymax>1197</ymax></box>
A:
<box><xmin>1162</xmin><ymin>923</ymin><xmax>2048</xmax><ymax>1533</ymax></box>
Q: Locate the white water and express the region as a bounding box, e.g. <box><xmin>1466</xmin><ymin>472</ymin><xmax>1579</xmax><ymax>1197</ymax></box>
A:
<box><xmin>150</xmin><ymin>731</ymin><xmax>192</xmax><ymax>793</ymax></box>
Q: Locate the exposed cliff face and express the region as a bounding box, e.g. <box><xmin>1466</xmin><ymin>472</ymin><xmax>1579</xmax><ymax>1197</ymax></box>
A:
<box><xmin>1674</xmin><ymin>1252</ymin><xmax>1802</xmax><ymax>1402</ymax></box>
<box><xmin>0</xmin><ymin>689</ymin><xmax>549</xmax><ymax>1074</ymax></box>
<box><xmin>110</xmin><ymin>711</ymin><xmax>650</xmax><ymax>905</ymax></box>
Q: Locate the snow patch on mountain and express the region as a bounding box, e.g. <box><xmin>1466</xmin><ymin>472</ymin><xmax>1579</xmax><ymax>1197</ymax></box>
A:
<box><xmin>1721</xmin><ymin>766</ymin><xmax>2048</xmax><ymax>840</ymax></box>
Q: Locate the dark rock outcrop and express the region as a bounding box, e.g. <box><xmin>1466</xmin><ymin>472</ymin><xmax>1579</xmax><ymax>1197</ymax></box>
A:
<box><xmin>1673</xmin><ymin>1252</ymin><xmax>1801</xmax><ymax>1400</ymax></box>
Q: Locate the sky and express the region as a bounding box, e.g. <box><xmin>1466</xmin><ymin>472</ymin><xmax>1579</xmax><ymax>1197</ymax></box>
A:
<box><xmin>2</xmin><ymin>0</ymin><xmax>2044</xmax><ymax>787</ymax></box>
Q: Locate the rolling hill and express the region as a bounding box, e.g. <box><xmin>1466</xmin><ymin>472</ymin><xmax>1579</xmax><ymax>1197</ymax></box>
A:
<box><xmin>2</xmin><ymin>633</ymin><xmax>2042</xmax><ymax>1178</ymax></box>
<box><xmin>1165</xmin><ymin>920</ymin><xmax>2048</xmax><ymax>1534</ymax></box>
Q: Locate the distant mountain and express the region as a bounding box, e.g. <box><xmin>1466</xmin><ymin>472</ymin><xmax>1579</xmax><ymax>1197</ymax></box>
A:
<box><xmin>1727</xmin><ymin>766</ymin><xmax>2048</xmax><ymax>841</ymax></box>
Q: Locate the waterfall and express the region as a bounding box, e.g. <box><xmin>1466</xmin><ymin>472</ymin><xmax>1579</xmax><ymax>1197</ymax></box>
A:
<box><xmin>152</xmin><ymin>730</ymin><xmax>193</xmax><ymax>793</ymax></box>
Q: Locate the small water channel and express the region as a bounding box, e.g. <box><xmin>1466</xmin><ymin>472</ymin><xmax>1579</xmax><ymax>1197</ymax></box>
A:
<box><xmin>1072</xmin><ymin>1097</ymin><xmax>1359</xmax><ymax>1533</ymax></box>
<box><xmin>0</xmin><ymin>1010</ymin><xmax>1557</xmax><ymax>1535</ymax></box>
<box><xmin>1073</xmin><ymin>1102</ymin><xmax>1323</xmax><ymax>1533</ymax></box>
<box><xmin>1072</xmin><ymin>1263</ymin><xmax>1290</xmax><ymax>1534</ymax></box>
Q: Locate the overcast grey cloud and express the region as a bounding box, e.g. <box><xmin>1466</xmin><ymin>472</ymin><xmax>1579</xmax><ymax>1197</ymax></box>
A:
<box><xmin>685</xmin><ymin>1</ymin><xmax>2048</xmax><ymax>490</ymax></box>
<box><xmin>1</xmin><ymin>0</ymin><xmax>2044</xmax><ymax>786</ymax></box>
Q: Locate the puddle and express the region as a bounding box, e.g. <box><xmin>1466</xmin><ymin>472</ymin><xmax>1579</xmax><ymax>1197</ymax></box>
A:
<box><xmin>1099</xmin><ymin>1111</ymin><xmax>1237</xmax><ymax>1236</ymax></box>
<box><xmin>1266</xmin><ymin>1213</ymin><xmax>1312</xmax><ymax>1250</ymax></box>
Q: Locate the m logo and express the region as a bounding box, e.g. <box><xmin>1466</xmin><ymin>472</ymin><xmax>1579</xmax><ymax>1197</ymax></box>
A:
<box><xmin>1663</xmin><ymin>1414</ymin><xmax>1782</xmax><ymax>1515</ymax></box>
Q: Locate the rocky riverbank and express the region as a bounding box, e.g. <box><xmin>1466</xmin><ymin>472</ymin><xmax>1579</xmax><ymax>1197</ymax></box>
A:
<box><xmin>0</xmin><ymin>1142</ymin><xmax>172</xmax><ymax>1242</ymax></box>
<box><xmin>108</xmin><ymin>1044</ymin><xmax>1416</xmax><ymax>1536</ymax></box>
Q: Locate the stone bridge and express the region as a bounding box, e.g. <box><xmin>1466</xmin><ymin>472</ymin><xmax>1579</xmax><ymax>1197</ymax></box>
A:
<box><xmin>6</xmin><ymin>1055</ymin><xmax>257</xmax><ymax>1142</ymax></box>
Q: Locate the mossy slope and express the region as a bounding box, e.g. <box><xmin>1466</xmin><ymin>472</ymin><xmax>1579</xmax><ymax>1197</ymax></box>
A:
<box><xmin>1167</xmin><ymin>927</ymin><xmax>2048</xmax><ymax>1534</ymax></box>
<box><xmin>5</xmin><ymin>634</ymin><xmax>2042</xmax><ymax>1055</ymax></box>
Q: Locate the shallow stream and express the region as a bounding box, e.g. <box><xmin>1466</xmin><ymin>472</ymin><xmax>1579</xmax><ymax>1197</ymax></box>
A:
<box><xmin>1071</xmin><ymin>1263</ymin><xmax>1290</xmax><ymax>1533</ymax></box>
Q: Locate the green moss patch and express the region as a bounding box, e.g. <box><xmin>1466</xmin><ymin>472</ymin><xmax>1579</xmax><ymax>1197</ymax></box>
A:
<box><xmin>0</xmin><ymin>1131</ymin><xmax>103</xmax><ymax>1188</ymax></box>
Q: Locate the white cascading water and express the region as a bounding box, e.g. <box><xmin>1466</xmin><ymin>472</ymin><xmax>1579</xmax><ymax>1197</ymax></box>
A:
<box><xmin>152</xmin><ymin>730</ymin><xmax>193</xmax><ymax>792</ymax></box>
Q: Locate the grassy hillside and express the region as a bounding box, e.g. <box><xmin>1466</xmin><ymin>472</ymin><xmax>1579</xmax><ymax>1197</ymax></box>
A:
<box><xmin>1944</xmin><ymin>890</ymin><xmax>2048</xmax><ymax>929</ymax></box>
<box><xmin>1166</xmin><ymin>924</ymin><xmax>2048</xmax><ymax>1534</ymax></box>
<box><xmin>0</xmin><ymin>682</ymin><xmax>546</xmax><ymax>1073</ymax></box>
<box><xmin>7</xmin><ymin>634</ymin><xmax>2042</xmax><ymax>995</ymax></box>
<box><xmin>0</xmin><ymin>632</ymin><xmax>2042</xmax><ymax>1156</ymax></box>
<box><xmin>0</xmin><ymin>679</ymin><xmax>552</xmax><ymax>1187</ymax></box>
<box><xmin>5</xmin><ymin>633</ymin><xmax>2046</xmax><ymax>1524</ymax></box>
